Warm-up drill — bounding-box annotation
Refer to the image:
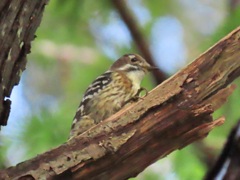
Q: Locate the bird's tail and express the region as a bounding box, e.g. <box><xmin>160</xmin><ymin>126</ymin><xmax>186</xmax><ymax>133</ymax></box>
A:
<box><xmin>68</xmin><ymin>115</ymin><xmax>96</xmax><ymax>140</ymax></box>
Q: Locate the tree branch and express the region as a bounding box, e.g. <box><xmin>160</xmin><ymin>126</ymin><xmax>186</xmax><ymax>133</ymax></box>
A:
<box><xmin>0</xmin><ymin>0</ymin><xmax>49</xmax><ymax>127</ymax></box>
<box><xmin>1</xmin><ymin>26</ymin><xmax>240</xmax><ymax>179</ymax></box>
<box><xmin>229</xmin><ymin>0</ymin><xmax>240</xmax><ymax>11</ymax></box>
<box><xmin>205</xmin><ymin>120</ymin><xmax>240</xmax><ymax>180</ymax></box>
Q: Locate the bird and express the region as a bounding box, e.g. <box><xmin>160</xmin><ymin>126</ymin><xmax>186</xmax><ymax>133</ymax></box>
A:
<box><xmin>69</xmin><ymin>54</ymin><xmax>157</xmax><ymax>138</ymax></box>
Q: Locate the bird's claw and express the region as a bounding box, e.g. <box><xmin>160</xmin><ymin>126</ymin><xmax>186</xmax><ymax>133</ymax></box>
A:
<box><xmin>137</xmin><ymin>87</ymin><xmax>148</xmax><ymax>97</ymax></box>
<box><xmin>131</xmin><ymin>87</ymin><xmax>148</xmax><ymax>101</ymax></box>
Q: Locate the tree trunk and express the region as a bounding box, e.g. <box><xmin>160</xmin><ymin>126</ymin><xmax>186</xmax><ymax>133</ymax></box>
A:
<box><xmin>0</xmin><ymin>26</ymin><xmax>240</xmax><ymax>180</ymax></box>
<box><xmin>0</xmin><ymin>0</ymin><xmax>49</xmax><ymax>127</ymax></box>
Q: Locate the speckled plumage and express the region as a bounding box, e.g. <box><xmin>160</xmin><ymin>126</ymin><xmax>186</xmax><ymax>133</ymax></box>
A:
<box><xmin>69</xmin><ymin>54</ymin><xmax>155</xmax><ymax>138</ymax></box>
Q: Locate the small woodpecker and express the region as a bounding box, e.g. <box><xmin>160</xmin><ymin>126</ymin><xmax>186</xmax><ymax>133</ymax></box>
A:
<box><xmin>69</xmin><ymin>54</ymin><xmax>157</xmax><ymax>138</ymax></box>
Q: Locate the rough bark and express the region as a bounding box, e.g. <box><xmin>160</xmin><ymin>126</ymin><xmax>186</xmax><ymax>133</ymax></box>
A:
<box><xmin>0</xmin><ymin>27</ymin><xmax>240</xmax><ymax>180</ymax></box>
<box><xmin>0</xmin><ymin>0</ymin><xmax>49</xmax><ymax>127</ymax></box>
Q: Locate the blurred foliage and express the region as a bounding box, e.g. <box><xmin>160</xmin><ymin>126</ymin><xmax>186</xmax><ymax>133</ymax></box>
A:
<box><xmin>173</xmin><ymin>146</ymin><xmax>205</xmax><ymax>180</ymax></box>
<box><xmin>20</xmin><ymin>108</ymin><xmax>71</xmax><ymax>159</ymax></box>
<box><xmin>0</xmin><ymin>1</ymin><xmax>240</xmax><ymax>180</ymax></box>
<box><xmin>0</xmin><ymin>140</ymin><xmax>8</xmax><ymax>169</ymax></box>
<box><xmin>203</xmin><ymin>5</ymin><xmax>240</xmax><ymax>50</ymax></box>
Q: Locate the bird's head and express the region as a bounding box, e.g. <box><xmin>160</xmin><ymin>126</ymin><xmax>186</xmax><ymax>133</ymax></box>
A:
<box><xmin>110</xmin><ymin>54</ymin><xmax>157</xmax><ymax>73</ymax></box>
<box><xmin>110</xmin><ymin>54</ymin><xmax>158</xmax><ymax>85</ymax></box>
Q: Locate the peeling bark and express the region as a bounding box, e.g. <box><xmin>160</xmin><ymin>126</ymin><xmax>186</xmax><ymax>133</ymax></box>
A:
<box><xmin>0</xmin><ymin>27</ymin><xmax>240</xmax><ymax>180</ymax></box>
<box><xmin>0</xmin><ymin>0</ymin><xmax>49</xmax><ymax>127</ymax></box>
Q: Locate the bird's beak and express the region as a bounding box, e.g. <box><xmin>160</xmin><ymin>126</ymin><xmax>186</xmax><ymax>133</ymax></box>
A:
<box><xmin>146</xmin><ymin>66</ymin><xmax>159</xmax><ymax>71</ymax></box>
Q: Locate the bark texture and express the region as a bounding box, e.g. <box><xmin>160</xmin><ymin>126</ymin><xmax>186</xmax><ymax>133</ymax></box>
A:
<box><xmin>0</xmin><ymin>27</ymin><xmax>240</xmax><ymax>180</ymax></box>
<box><xmin>0</xmin><ymin>0</ymin><xmax>49</xmax><ymax>127</ymax></box>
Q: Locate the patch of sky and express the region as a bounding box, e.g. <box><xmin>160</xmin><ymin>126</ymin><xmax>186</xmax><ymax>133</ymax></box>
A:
<box><xmin>1</xmin><ymin>77</ymin><xmax>30</xmax><ymax>138</ymax></box>
<box><xmin>89</xmin><ymin>12</ymin><xmax>132</xmax><ymax>59</ymax></box>
<box><xmin>127</xmin><ymin>0</ymin><xmax>151</xmax><ymax>26</ymax></box>
<box><xmin>151</xmin><ymin>16</ymin><xmax>187</xmax><ymax>74</ymax></box>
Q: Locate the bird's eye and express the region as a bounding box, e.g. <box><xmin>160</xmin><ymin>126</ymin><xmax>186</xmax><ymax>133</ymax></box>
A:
<box><xmin>131</xmin><ymin>57</ymin><xmax>138</xmax><ymax>62</ymax></box>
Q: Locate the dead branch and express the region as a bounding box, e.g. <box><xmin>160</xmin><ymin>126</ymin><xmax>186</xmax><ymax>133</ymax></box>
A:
<box><xmin>0</xmin><ymin>26</ymin><xmax>240</xmax><ymax>180</ymax></box>
<box><xmin>0</xmin><ymin>0</ymin><xmax>49</xmax><ymax>127</ymax></box>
